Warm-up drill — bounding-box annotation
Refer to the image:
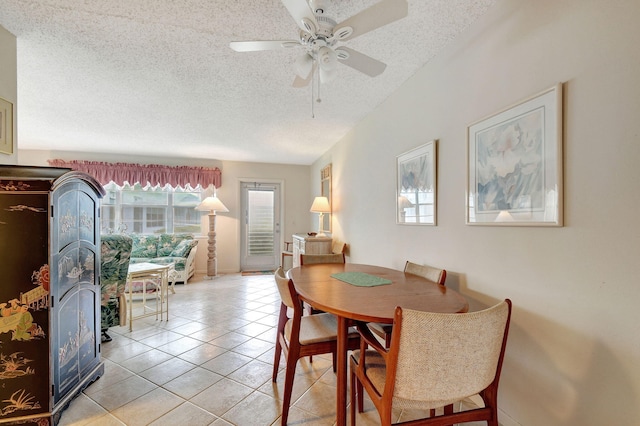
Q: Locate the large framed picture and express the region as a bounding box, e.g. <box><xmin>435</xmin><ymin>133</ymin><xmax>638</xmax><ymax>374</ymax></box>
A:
<box><xmin>0</xmin><ymin>97</ymin><xmax>13</xmax><ymax>155</ymax></box>
<box><xmin>466</xmin><ymin>84</ymin><xmax>563</xmax><ymax>226</ymax></box>
<box><xmin>397</xmin><ymin>140</ymin><xmax>437</xmax><ymax>225</ymax></box>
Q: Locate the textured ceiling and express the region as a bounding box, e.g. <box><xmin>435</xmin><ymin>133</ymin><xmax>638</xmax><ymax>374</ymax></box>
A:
<box><xmin>0</xmin><ymin>0</ymin><xmax>496</xmax><ymax>165</ymax></box>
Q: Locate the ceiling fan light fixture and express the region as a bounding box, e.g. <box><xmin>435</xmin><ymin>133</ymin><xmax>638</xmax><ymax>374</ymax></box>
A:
<box><xmin>317</xmin><ymin>46</ymin><xmax>337</xmax><ymax>70</ymax></box>
<box><xmin>295</xmin><ymin>53</ymin><xmax>314</xmax><ymax>78</ymax></box>
<box><xmin>319</xmin><ymin>67</ymin><xmax>337</xmax><ymax>83</ymax></box>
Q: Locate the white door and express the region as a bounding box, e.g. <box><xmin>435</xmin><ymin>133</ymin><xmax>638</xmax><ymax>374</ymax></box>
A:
<box><xmin>240</xmin><ymin>182</ymin><xmax>281</xmax><ymax>272</ymax></box>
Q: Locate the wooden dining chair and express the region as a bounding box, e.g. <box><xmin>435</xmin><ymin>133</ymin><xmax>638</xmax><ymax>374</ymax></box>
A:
<box><xmin>272</xmin><ymin>267</ymin><xmax>360</xmax><ymax>425</ymax></box>
<box><xmin>281</xmin><ymin>241</ymin><xmax>293</xmax><ymax>269</ymax></box>
<box><xmin>369</xmin><ymin>261</ymin><xmax>447</xmax><ymax>347</ymax></box>
<box><xmin>350</xmin><ymin>300</ymin><xmax>512</xmax><ymax>426</ymax></box>
<box><xmin>300</xmin><ymin>252</ymin><xmax>345</xmax><ymax>265</ymax></box>
<box><xmin>299</xmin><ymin>251</ymin><xmax>345</xmax><ymax>315</ymax></box>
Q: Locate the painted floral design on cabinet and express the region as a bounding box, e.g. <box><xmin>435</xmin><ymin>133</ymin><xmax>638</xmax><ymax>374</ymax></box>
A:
<box><xmin>0</xmin><ymin>168</ymin><xmax>104</xmax><ymax>425</ymax></box>
<box><xmin>0</xmin><ymin>192</ymin><xmax>50</xmax><ymax>421</ymax></box>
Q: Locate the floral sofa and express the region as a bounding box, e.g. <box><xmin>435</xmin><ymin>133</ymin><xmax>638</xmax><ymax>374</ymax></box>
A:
<box><xmin>100</xmin><ymin>234</ymin><xmax>132</xmax><ymax>341</ymax></box>
<box><xmin>128</xmin><ymin>233</ymin><xmax>198</xmax><ymax>285</ymax></box>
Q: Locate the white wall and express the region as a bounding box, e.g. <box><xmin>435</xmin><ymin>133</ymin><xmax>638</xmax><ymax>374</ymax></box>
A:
<box><xmin>201</xmin><ymin>159</ymin><xmax>311</xmax><ymax>273</ymax></box>
<box><xmin>0</xmin><ymin>25</ymin><xmax>17</xmax><ymax>164</ymax></box>
<box><xmin>20</xmin><ymin>150</ymin><xmax>311</xmax><ymax>274</ymax></box>
<box><xmin>315</xmin><ymin>0</ymin><xmax>640</xmax><ymax>424</ymax></box>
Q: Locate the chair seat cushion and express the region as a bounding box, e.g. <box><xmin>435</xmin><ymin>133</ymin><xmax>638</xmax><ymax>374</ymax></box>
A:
<box><xmin>286</xmin><ymin>313</ymin><xmax>338</xmax><ymax>345</ymax></box>
<box><xmin>368</xmin><ymin>322</ymin><xmax>393</xmax><ymax>336</ymax></box>
<box><xmin>351</xmin><ymin>349</ymin><xmax>387</xmax><ymax>393</ymax></box>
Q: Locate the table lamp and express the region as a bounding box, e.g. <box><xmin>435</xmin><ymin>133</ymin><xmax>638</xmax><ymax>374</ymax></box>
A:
<box><xmin>310</xmin><ymin>196</ymin><xmax>331</xmax><ymax>237</ymax></box>
<box><xmin>397</xmin><ymin>196</ymin><xmax>413</xmax><ymax>223</ymax></box>
<box><xmin>195</xmin><ymin>187</ymin><xmax>228</xmax><ymax>279</ymax></box>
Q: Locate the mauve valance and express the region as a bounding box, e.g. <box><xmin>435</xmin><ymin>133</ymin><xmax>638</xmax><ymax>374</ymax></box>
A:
<box><xmin>47</xmin><ymin>159</ymin><xmax>221</xmax><ymax>189</ymax></box>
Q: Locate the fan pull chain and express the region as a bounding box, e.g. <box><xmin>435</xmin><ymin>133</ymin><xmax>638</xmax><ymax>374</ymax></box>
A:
<box><xmin>311</xmin><ymin>75</ymin><xmax>315</xmax><ymax>118</ymax></box>
<box><xmin>311</xmin><ymin>62</ymin><xmax>318</xmax><ymax>118</ymax></box>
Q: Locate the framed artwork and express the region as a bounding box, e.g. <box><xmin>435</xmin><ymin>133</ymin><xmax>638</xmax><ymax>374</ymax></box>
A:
<box><xmin>0</xmin><ymin>97</ymin><xmax>14</xmax><ymax>155</ymax></box>
<box><xmin>466</xmin><ymin>84</ymin><xmax>563</xmax><ymax>226</ymax></box>
<box><xmin>396</xmin><ymin>140</ymin><xmax>437</xmax><ymax>225</ymax></box>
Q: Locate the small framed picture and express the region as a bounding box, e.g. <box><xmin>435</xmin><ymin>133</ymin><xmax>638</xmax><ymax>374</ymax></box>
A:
<box><xmin>466</xmin><ymin>84</ymin><xmax>563</xmax><ymax>226</ymax></box>
<box><xmin>0</xmin><ymin>97</ymin><xmax>14</xmax><ymax>155</ymax></box>
<box><xmin>397</xmin><ymin>140</ymin><xmax>437</xmax><ymax>225</ymax></box>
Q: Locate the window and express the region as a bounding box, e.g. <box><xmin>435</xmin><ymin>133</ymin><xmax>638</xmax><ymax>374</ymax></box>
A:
<box><xmin>101</xmin><ymin>182</ymin><xmax>203</xmax><ymax>234</ymax></box>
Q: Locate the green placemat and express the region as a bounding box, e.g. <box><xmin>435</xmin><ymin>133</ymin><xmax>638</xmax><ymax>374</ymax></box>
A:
<box><xmin>331</xmin><ymin>272</ymin><xmax>392</xmax><ymax>287</ymax></box>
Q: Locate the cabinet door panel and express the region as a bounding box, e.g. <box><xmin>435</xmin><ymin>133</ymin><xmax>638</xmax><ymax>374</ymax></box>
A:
<box><xmin>56</xmin><ymin>190</ymin><xmax>79</xmax><ymax>252</ymax></box>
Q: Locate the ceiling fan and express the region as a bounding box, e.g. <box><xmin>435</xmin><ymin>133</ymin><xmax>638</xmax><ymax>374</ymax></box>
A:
<box><xmin>229</xmin><ymin>0</ymin><xmax>409</xmax><ymax>87</ymax></box>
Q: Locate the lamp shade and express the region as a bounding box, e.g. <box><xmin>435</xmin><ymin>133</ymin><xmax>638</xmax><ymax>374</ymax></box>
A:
<box><xmin>398</xmin><ymin>196</ymin><xmax>413</xmax><ymax>208</ymax></box>
<box><xmin>310</xmin><ymin>196</ymin><xmax>331</xmax><ymax>213</ymax></box>
<box><xmin>495</xmin><ymin>210</ymin><xmax>514</xmax><ymax>222</ymax></box>
<box><xmin>196</xmin><ymin>196</ymin><xmax>229</xmax><ymax>213</ymax></box>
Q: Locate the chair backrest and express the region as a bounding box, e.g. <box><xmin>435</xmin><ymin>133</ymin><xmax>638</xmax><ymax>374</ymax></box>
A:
<box><xmin>274</xmin><ymin>267</ymin><xmax>296</xmax><ymax>309</ymax></box>
<box><xmin>100</xmin><ymin>234</ymin><xmax>133</xmax><ymax>297</ymax></box>
<box><xmin>389</xmin><ymin>300</ymin><xmax>511</xmax><ymax>410</ymax></box>
<box><xmin>332</xmin><ymin>240</ymin><xmax>346</xmax><ymax>254</ymax></box>
<box><xmin>300</xmin><ymin>253</ymin><xmax>345</xmax><ymax>265</ymax></box>
<box><xmin>404</xmin><ymin>261</ymin><xmax>446</xmax><ymax>285</ymax></box>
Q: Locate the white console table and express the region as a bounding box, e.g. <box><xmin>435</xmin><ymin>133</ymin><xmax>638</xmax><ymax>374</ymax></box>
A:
<box><xmin>292</xmin><ymin>234</ymin><xmax>332</xmax><ymax>268</ymax></box>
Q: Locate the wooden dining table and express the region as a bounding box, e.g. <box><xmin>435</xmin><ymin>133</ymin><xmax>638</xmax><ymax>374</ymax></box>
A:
<box><xmin>287</xmin><ymin>263</ymin><xmax>469</xmax><ymax>426</ymax></box>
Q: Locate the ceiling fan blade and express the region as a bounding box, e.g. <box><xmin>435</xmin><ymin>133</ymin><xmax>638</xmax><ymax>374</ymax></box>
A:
<box><xmin>293</xmin><ymin>62</ymin><xmax>316</xmax><ymax>88</ymax></box>
<box><xmin>333</xmin><ymin>0</ymin><xmax>408</xmax><ymax>42</ymax></box>
<box><xmin>281</xmin><ymin>0</ymin><xmax>319</xmax><ymax>34</ymax></box>
<box><xmin>229</xmin><ymin>40</ymin><xmax>299</xmax><ymax>52</ymax></box>
<box><xmin>335</xmin><ymin>47</ymin><xmax>387</xmax><ymax>77</ymax></box>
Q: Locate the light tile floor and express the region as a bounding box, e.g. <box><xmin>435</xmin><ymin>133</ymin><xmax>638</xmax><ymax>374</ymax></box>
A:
<box><xmin>59</xmin><ymin>273</ymin><xmax>483</xmax><ymax>426</ymax></box>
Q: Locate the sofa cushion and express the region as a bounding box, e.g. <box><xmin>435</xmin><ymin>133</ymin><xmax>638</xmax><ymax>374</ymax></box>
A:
<box><xmin>170</xmin><ymin>239</ymin><xmax>193</xmax><ymax>257</ymax></box>
<box><xmin>157</xmin><ymin>233</ymin><xmax>193</xmax><ymax>256</ymax></box>
<box><xmin>131</xmin><ymin>234</ymin><xmax>159</xmax><ymax>258</ymax></box>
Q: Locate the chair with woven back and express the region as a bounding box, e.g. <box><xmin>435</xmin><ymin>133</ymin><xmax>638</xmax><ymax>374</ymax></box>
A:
<box><xmin>281</xmin><ymin>241</ymin><xmax>293</xmax><ymax>269</ymax></box>
<box><xmin>272</xmin><ymin>267</ymin><xmax>360</xmax><ymax>425</ymax></box>
<box><xmin>300</xmin><ymin>242</ymin><xmax>346</xmax><ymax>315</ymax></box>
<box><xmin>368</xmin><ymin>260</ymin><xmax>447</xmax><ymax>347</ymax></box>
<box><xmin>300</xmin><ymin>252</ymin><xmax>345</xmax><ymax>265</ymax></box>
<box><xmin>350</xmin><ymin>299</ymin><xmax>512</xmax><ymax>426</ymax></box>
<box><xmin>299</xmin><ymin>240</ymin><xmax>346</xmax><ymax>266</ymax></box>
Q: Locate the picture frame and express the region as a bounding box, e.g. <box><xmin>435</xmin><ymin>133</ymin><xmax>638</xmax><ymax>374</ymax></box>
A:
<box><xmin>466</xmin><ymin>84</ymin><xmax>563</xmax><ymax>226</ymax></box>
<box><xmin>0</xmin><ymin>97</ymin><xmax>14</xmax><ymax>155</ymax></box>
<box><xmin>397</xmin><ymin>140</ymin><xmax>437</xmax><ymax>225</ymax></box>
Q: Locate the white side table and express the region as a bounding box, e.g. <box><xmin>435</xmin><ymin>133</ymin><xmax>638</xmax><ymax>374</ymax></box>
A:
<box><xmin>126</xmin><ymin>262</ymin><xmax>172</xmax><ymax>331</ymax></box>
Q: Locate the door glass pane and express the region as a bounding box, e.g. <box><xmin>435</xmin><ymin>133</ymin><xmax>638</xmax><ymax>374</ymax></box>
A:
<box><xmin>247</xmin><ymin>190</ymin><xmax>274</xmax><ymax>256</ymax></box>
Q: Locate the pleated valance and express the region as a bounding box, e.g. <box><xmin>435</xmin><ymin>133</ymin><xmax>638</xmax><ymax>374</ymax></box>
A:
<box><xmin>48</xmin><ymin>159</ymin><xmax>221</xmax><ymax>189</ymax></box>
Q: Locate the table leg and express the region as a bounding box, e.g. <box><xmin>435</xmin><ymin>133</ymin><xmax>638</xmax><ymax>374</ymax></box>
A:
<box><xmin>128</xmin><ymin>276</ymin><xmax>133</xmax><ymax>332</ymax></box>
<box><xmin>336</xmin><ymin>315</ymin><xmax>348</xmax><ymax>426</ymax></box>
<box><xmin>163</xmin><ymin>269</ymin><xmax>169</xmax><ymax>321</ymax></box>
